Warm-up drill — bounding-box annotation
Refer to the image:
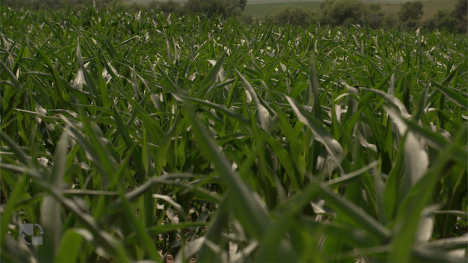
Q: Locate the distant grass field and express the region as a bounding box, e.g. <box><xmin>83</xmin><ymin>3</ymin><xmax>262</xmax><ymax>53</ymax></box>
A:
<box><xmin>379</xmin><ymin>0</ymin><xmax>459</xmax><ymax>21</ymax></box>
<box><xmin>132</xmin><ymin>0</ymin><xmax>413</xmax><ymax>5</ymax></box>
<box><xmin>244</xmin><ymin>2</ymin><xmax>321</xmax><ymax>18</ymax></box>
<box><xmin>130</xmin><ymin>0</ymin><xmax>459</xmax><ymax>21</ymax></box>
<box><xmin>243</xmin><ymin>0</ymin><xmax>459</xmax><ymax>20</ymax></box>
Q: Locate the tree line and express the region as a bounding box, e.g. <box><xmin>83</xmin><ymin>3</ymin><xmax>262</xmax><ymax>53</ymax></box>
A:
<box><xmin>148</xmin><ymin>0</ymin><xmax>247</xmax><ymax>17</ymax></box>
<box><xmin>2</xmin><ymin>0</ymin><xmax>116</xmax><ymax>9</ymax></box>
<box><xmin>3</xmin><ymin>0</ymin><xmax>467</xmax><ymax>33</ymax></box>
<box><xmin>268</xmin><ymin>0</ymin><xmax>467</xmax><ymax>33</ymax></box>
<box><xmin>2</xmin><ymin>0</ymin><xmax>247</xmax><ymax>17</ymax></box>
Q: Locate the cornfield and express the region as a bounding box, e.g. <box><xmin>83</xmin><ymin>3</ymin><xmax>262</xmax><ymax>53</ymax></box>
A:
<box><xmin>1</xmin><ymin>6</ymin><xmax>467</xmax><ymax>263</ymax></box>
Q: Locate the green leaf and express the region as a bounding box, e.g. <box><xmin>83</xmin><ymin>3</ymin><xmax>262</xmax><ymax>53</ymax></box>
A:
<box><xmin>185</xmin><ymin>103</ymin><xmax>271</xmax><ymax>239</ymax></box>
<box><xmin>432</xmin><ymin>81</ymin><xmax>467</xmax><ymax>110</ymax></box>
<box><xmin>0</xmin><ymin>59</ymin><xmax>22</xmax><ymax>90</ymax></box>
<box><xmin>39</xmin><ymin>131</ymin><xmax>69</xmax><ymax>262</ymax></box>
<box><xmin>54</xmin><ymin>230</ymin><xmax>84</xmax><ymax>263</ymax></box>
<box><xmin>117</xmin><ymin>182</ymin><xmax>162</xmax><ymax>261</ymax></box>
<box><xmin>236</xmin><ymin>69</ymin><xmax>272</xmax><ymax>131</ymax></box>
<box><xmin>389</xmin><ymin>126</ymin><xmax>467</xmax><ymax>263</ymax></box>
<box><xmin>320</xmin><ymin>183</ymin><xmax>390</xmax><ymax>241</ymax></box>
<box><xmin>286</xmin><ymin>96</ymin><xmax>344</xmax><ymax>172</ymax></box>
<box><xmin>195</xmin><ymin>54</ymin><xmax>226</xmax><ymax>99</ymax></box>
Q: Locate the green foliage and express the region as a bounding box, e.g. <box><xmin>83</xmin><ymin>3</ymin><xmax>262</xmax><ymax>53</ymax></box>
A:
<box><xmin>1</xmin><ymin>6</ymin><xmax>467</xmax><ymax>263</ymax></box>
<box><xmin>398</xmin><ymin>1</ymin><xmax>424</xmax><ymax>28</ymax></box>
<box><xmin>239</xmin><ymin>0</ymin><xmax>247</xmax><ymax>10</ymax></box>
<box><xmin>366</xmin><ymin>3</ymin><xmax>385</xmax><ymax>29</ymax></box>
<box><xmin>453</xmin><ymin>0</ymin><xmax>468</xmax><ymax>33</ymax></box>
<box><xmin>423</xmin><ymin>10</ymin><xmax>459</xmax><ymax>32</ymax></box>
<box><xmin>240</xmin><ymin>13</ymin><xmax>254</xmax><ymax>24</ymax></box>
<box><xmin>184</xmin><ymin>0</ymin><xmax>244</xmax><ymax>17</ymax></box>
<box><xmin>268</xmin><ymin>6</ymin><xmax>314</xmax><ymax>26</ymax></box>
<box><xmin>318</xmin><ymin>0</ymin><xmax>368</xmax><ymax>27</ymax></box>
<box><xmin>269</xmin><ymin>1</ymin><xmax>387</xmax><ymax>28</ymax></box>
<box><xmin>423</xmin><ymin>0</ymin><xmax>467</xmax><ymax>33</ymax></box>
<box><xmin>148</xmin><ymin>0</ymin><xmax>185</xmax><ymax>15</ymax></box>
<box><xmin>453</xmin><ymin>0</ymin><xmax>468</xmax><ymax>20</ymax></box>
<box><xmin>2</xmin><ymin>0</ymin><xmax>118</xmax><ymax>9</ymax></box>
<box><xmin>185</xmin><ymin>0</ymin><xmax>226</xmax><ymax>17</ymax></box>
<box><xmin>398</xmin><ymin>1</ymin><xmax>424</xmax><ymax>22</ymax></box>
<box><xmin>383</xmin><ymin>14</ymin><xmax>398</xmax><ymax>29</ymax></box>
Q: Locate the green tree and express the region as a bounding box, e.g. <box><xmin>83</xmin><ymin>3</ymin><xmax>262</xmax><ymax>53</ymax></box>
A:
<box><xmin>239</xmin><ymin>0</ymin><xmax>247</xmax><ymax>10</ymax></box>
<box><xmin>149</xmin><ymin>0</ymin><xmax>184</xmax><ymax>15</ymax></box>
<box><xmin>95</xmin><ymin>0</ymin><xmax>118</xmax><ymax>8</ymax></box>
<box><xmin>453</xmin><ymin>0</ymin><xmax>467</xmax><ymax>20</ymax></box>
<box><xmin>452</xmin><ymin>0</ymin><xmax>467</xmax><ymax>33</ymax></box>
<box><xmin>148</xmin><ymin>1</ymin><xmax>160</xmax><ymax>10</ymax></box>
<box><xmin>185</xmin><ymin>0</ymin><xmax>226</xmax><ymax>17</ymax></box>
<box><xmin>318</xmin><ymin>0</ymin><xmax>368</xmax><ymax>27</ymax></box>
<box><xmin>422</xmin><ymin>0</ymin><xmax>466</xmax><ymax>33</ymax></box>
<box><xmin>383</xmin><ymin>15</ymin><xmax>398</xmax><ymax>29</ymax></box>
<box><xmin>423</xmin><ymin>10</ymin><xmax>459</xmax><ymax>32</ymax></box>
<box><xmin>269</xmin><ymin>6</ymin><xmax>313</xmax><ymax>26</ymax></box>
<box><xmin>367</xmin><ymin>3</ymin><xmax>385</xmax><ymax>29</ymax></box>
<box><xmin>398</xmin><ymin>1</ymin><xmax>423</xmax><ymax>28</ymax></box>
<box><xmin>2</xmin><ymin>0</ymin><xmax>27</xmax><ymax>8</ymax></box>
<box><xmin>184</xmin><ymin>0</ymin><xmax>245</xmax><ymax>17</ymax></box>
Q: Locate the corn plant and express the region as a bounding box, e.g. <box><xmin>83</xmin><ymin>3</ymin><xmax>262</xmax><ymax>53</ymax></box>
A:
<box><xmin>1</xmin><ymin>6</ymin><xmax>467</xmax><ymax>263</ymax></box>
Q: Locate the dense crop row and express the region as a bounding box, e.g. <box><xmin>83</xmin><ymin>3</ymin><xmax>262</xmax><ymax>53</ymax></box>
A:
<box><xmin>1</xmin><ymin>6</ymin><xmax>467</xmax><ymax>262</ymax></box>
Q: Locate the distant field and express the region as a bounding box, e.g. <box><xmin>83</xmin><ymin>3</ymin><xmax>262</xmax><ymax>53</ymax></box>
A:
<box><xmin>132</xmin><ymin>0</ymin><xmax>410</xmax><ymax>7</ymax></box>
<box><xmin>379</xmin><ymin>0</ymin><xmax>459</xmax><ymax>21</ymax></box>
<box><xmin>243</xmin><ymin>0</ymin><xmax>459</xmax><ymax>20</ymax></box>
<box><xmin>129</xmin><ymin>0</ymin><xmax>459</xmax><ymax>22</ymax></box>
<box><xmin>244</xmin><ymin>2</ymin><xmax>321</xmax><ymax>18</ymax></box>
<box><xmin>132</xmin><ymin>0</ymin><xmax>413</xmax><ymax>4</ymax></box>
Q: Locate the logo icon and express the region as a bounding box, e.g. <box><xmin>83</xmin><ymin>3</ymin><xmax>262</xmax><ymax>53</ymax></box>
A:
<box><xmin>19</xmin><ymin>223</ymin><xmax>43</xmax><ymax>245</ymax></box>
